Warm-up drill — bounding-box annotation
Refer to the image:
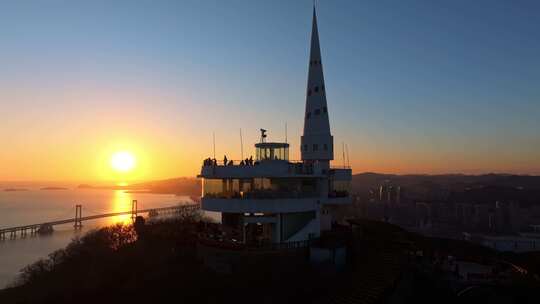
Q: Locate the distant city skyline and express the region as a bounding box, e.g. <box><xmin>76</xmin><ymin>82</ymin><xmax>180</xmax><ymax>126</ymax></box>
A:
<box><xmin>1</xmin><ymin>0</ymin><xmax>539</xmax><ymax>181</ymax></box>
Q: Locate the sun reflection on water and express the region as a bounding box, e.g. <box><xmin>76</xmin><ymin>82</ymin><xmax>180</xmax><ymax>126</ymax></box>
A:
<box><xmin>108</xmin><ymin>190</ymin><xmax>133</xmax><ymax>225</ymax></box>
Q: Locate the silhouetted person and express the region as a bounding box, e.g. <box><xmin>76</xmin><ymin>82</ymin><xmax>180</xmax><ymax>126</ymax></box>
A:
<box><xmin>249</xmin><ymin>156</ymin><xmax>253</xmax><ymax>165</ymax></box>
<box><xmin>223</xmin><ymin>155</ymin><xmax>228</xmax><ymax>166</ymax></box>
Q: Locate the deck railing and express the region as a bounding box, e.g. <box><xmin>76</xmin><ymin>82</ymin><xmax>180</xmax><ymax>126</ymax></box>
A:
<box><xmin>204</xmin><ymin>190</ymin><xmax>319</xmax><ymax>200</ymax></box>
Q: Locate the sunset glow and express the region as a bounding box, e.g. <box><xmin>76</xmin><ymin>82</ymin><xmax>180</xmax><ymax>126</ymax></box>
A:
<box><xmin>0</xmin><ymin>1</ymin><xmax>539</xmax><ymax>183</ymax></box>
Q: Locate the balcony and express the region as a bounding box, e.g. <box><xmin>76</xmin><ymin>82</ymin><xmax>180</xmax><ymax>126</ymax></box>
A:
<box><xmin>199</xmin><ymin>159</ymin><xmax>324</xmax><ymax>178</ymax></box>
<box><xmin>204</xmin><ymin>189</ymin><xmax>319</xmax><ymax>200</ymax></box>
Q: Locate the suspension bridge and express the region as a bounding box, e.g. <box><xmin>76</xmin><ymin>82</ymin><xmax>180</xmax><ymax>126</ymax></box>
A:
<box><xmin>0</xmin><ymin>200</ymin><xmax>200</xmax><ymax>240</ymax></box>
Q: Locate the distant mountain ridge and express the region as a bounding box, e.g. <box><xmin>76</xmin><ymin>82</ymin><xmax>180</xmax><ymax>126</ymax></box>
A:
<box><xmin>351</xmin><ymin>172</ymin><xmax>540</xmax><ymax>201</ymax></box>
<box><xmin>78</xmin><ymin>177</ymin><xmax>200</xmax><ymax>196</ymax></box>
<box><xmin>353</xmin><ymin>172</ymin><xmax>540</xmax><ymax>189</ymax></box>
<box><xmin>76</xmin><ymin>173</ymin><xmax>540</xmax><ymax>199</ymax></box>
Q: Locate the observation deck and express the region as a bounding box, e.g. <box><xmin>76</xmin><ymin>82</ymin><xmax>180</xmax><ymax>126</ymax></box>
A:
<box><xmin>199</xmin><ymin>160</ymin><xmax>326</xmax><ymax>179</ymax></box>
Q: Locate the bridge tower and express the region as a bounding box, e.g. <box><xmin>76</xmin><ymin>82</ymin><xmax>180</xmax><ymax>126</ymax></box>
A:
<box><xmin>131</xmin><ymin>200</ymin><xmax>138</xmax><ymax>220</ymax></box>
<box><xmin>74</xmin><ymin>204</ymin><xmax>83</xmax><ymax>229</ymax></box>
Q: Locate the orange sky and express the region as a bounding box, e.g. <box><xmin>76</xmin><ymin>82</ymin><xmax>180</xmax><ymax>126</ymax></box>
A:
<box><xmin>2</xmin><ymin>2</ymin><xmax>539</xmax><ymax>182</ymax></box>
<box><xmin>1</xmin><ymin>85</ymin><xmax>538</xmax><ymax>182</ymax></box>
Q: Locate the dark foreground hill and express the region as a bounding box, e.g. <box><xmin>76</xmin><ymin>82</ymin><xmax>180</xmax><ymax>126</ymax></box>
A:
<box><xmin>0</xmin><ymin>214</ymin><xmax>343</xmax><ymax>304</ymax></box>
<box><xmin>2</xmin><ymin>212</ymin><xmax>540</xmax><ymax>304</ymax></box>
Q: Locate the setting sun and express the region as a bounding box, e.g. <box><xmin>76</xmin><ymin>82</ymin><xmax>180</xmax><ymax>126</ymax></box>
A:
<box><xmin>110</xmin><ymin>151</ymin><xmax>136</xmax><ymax>172</ymax></box>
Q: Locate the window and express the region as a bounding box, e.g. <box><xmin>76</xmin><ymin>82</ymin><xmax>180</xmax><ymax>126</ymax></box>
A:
<box><xmin>322</xmin><ymin>85</ymin><xmax>325</xmax><ymax>92</ymax></box>
<box><xmin>303</xmin><ymin>144</ymin><xmax>308</xmax><ymax>151</ymax></box>
<box><xmin>314</xmin><ymin>86</ymin><xmax>319</xmax><ymax>92</ymax></box>
<box><xmin>323</xmin><ymin>144</ymin><xmax>328</xmax><ymax>151</ymax></box>
<box><xmin>313</xmin><ymin>144</ymin><xmax>318</xmax><ymax>151</ymax></box>
<box><xmin>323</xmin><ymin>106</ymin><xmax>327</xmax><ymax>113</ymax></box>
<box><xmin>315</xmin><ymin>109</ymin><xmax>321</xmax><ymax>115</ymax></box>
<box><xmin>307</xmin><ymin>89</ymin><xmax>312</xmax><ymax>96</ymax></box>
<box><xmin>306</xmin><ymin>112</ymin><xmax>311</xmax><ymax>119</ymax></box>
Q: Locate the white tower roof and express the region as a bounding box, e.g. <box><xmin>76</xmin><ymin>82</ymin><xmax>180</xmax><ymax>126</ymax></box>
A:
<box><xmin>301</xmin><ymin>6</ymin><xmax>333</xmax><ymax>162</ymax></box>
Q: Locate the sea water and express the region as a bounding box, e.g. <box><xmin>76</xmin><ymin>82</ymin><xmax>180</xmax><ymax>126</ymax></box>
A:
<box><xmin>0</xmin><ymin>186</ymin><xmax>204</xmax><ymax>289</ymax></box>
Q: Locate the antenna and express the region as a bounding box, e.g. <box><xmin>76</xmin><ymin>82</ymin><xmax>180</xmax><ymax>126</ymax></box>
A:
<box><xmin>342</xmin><ymin>142</ymin><xmax>346</xmax><ymax>169</ymax></box>
<box><xmin>285</xmin><ymin>122</ymin><xmax>288</xmax><ymax>143</ymax></box>
<box><xmin>212</xmin><ymin>132</ymin><xmax>216</xmax><ymax>159</ymax></box>
<box><xmin>345</xmin><ymin>143</ymin><xmax>350</xmax><ymax>168</ymax></box>
<box><xmin>240</xmin><ymin>128</ymin><xmax>244</xmax><ymax>160</ymax></box>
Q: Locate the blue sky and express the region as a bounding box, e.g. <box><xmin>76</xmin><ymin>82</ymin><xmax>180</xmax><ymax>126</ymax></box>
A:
<box><xmin>0</xmin><ymin>0</ymin><xmax>539</xmax><ymax>179</ymax></box>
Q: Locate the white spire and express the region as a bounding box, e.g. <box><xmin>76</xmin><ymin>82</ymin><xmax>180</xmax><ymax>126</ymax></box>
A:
<box><xmin>301</xmin><ymin>6</ymin><xmax>333</xmax><ymax>163</ymax></box>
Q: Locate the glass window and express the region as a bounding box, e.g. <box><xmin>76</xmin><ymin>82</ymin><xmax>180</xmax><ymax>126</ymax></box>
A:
<box><xmin>303</xmin><ymin>144</ymin><xmax>308</xmax><ymax>151</ymax></box>
<box><xmin>314</xmin><ymin>86</ymin><xmax>319</xmax><ymax>92</ymax></box>
<box><xmin>203</xmin><ymin>179</ymin><xmax>224</xmax><ymax>196</ymax></box>
<box><xmin>306</xmin><ymin>112</ymin><xmax>311</xmax><ymax>119</ymax></box>
<box><xmin>323</xmin><ymin>106</ymin><xmax>327</xmax><ymax>113</ymax></box>
<box><xmin>253</xmin><ymin>178</ymin><xmax>272</xmax><ymax>190</ymax></box>
<box><xmin>240</xmin><ymin>179</ymin><xmax>252</xmax><ymax>193</ymax></box>
<box><xmin>323</xmin><ymin>144</ymin><xmax>328</xmax><ymax>151</ymax></box>
<box><xmin>313</xmin><ymin>144</ymin><xmax>318</xmax><ymax>151</ymax></box>
<box><xmin>330</xmin><ymin>180</ymin><xmax>351</xmax><ymax>197</ymax></box>
<box><xmin>315</xmin><ymin>109</ymin><xmax>321</xmax><ymax>115</ymax></box>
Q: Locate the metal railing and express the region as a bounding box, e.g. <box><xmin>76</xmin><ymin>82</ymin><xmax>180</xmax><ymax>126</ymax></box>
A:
<box><xmin>203</xmin><ymin>190</ymin><xmax>319</xmax><ymax>200</ymax></box>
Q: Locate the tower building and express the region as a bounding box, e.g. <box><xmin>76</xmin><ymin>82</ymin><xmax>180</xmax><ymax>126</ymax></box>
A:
<box><xmin>198</xmin><ymin>6</ymin><xmax>351</xmax><ymax>244</ymax></box>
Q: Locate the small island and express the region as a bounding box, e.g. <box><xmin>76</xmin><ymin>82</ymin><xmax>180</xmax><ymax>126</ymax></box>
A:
<box><xmin>3</xmin><ymin>188</ymin><xmax>28</xmax><ymax>192</ymax></box>
<box><xmin>40</xmin><ymin>187</ymin><xmax>68</xmax><ymax>191</ymax></box>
